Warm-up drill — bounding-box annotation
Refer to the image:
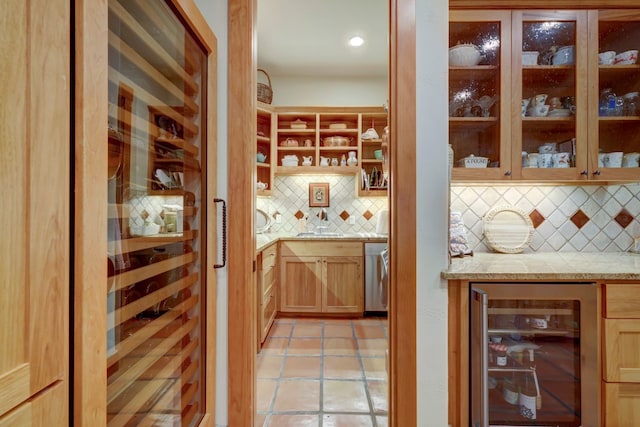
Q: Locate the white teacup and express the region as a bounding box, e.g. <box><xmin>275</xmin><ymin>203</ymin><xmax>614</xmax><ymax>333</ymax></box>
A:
<box><xmin>604</xmin><ymin>151</ymin><xmax>623</xmax><ymax>168</ymax></box>
<box><xmin>552</xmin><ymin>152</ymin><xmax>570</xmax><ymax>168</ymax></box>
<box><xmin>598</xmin><ymin>50</ymin><xmax>616</xmax><ymax>65</ymax></box>
<box><xmin>623</xmin><ymin>152</ymin><xmax>640</xmax><ymax>167</ymax></box>
<box><xmin>538</xmin><ymin>153</ymin><xmax>553</xmax><ymax>168</ymax></box>
<box><xmin>533</xmin><ymin>93</ymin><xmax>548</xmax><ymax>106</ymax></box>
<box><xmin>530</xmin><ymin>104</ymin><xmax>550</xmax><ymax>117</ymax></box>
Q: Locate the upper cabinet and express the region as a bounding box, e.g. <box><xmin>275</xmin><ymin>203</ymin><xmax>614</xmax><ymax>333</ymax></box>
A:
<box><xmin>450</xmin><ymin>9</ymin><xmax>640</xmax><ymax>183</ymax></box>
<box><xmin>256</xmin><ymin>102</ymin><xmax>274</xmax><ymax>196</ymax></box>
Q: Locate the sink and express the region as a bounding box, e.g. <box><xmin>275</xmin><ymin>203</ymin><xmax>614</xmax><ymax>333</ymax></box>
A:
<box><xmin>296</xmin><ymin>231</ymin><xmax>344</xmax><ymax>238</ymax></box>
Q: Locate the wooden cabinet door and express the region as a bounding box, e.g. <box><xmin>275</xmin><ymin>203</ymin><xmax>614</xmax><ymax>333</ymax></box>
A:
<box><xmin>323</xmin><ymin>256</ymin><xmax>363</xmax><ymax>313</ymax></box>
<box><xmin>604</xmin><ymin>382</ymin><xmax>640</xmax><ymax>426</ymax></box>
<box><xmin>604</xmin><ymin>318</ymin><xmax>640</xmax><ymax>382</ymax></box>
<box><xmin>280</xmin><ymin>256</ymin><xmax>323</xmax><ymax>312</ymax></box>
<box><xmin>1</xmin><ymin>0</ymin><xmax>69</xmax><ymax>421</ymax></box>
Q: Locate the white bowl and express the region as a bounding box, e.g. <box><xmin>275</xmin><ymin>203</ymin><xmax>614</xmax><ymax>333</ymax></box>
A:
<box><xmin>615</xmin><ymin>49</ymin><xmax>639</xmax><ymax>65</ymax></box>
<box><xmin>522</xmin><ymin>51</ymin><xmax>539</xmax><ymax>66</ymax></box>
<box><xmin>552</xmin><ymin>45</ymin><xmax>575</xmax><ymax>65</ymax></box>
<box><xmin>449</xmin><ymin>44</ymin><xmax>482</xmax><ymax>67</ymax></box>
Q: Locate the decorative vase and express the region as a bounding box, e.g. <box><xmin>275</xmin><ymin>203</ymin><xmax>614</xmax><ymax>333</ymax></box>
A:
<box><xmin>347</xmin><ymin>151</ymin><xmax>358</xmax><ymax>166</ymax></box>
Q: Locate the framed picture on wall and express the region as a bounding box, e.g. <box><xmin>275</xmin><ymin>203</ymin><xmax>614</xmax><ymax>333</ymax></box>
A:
<box><xmin>309</xmin><ymin>182</ymin><xmax>330</xmax><ymax>207</ymax></box>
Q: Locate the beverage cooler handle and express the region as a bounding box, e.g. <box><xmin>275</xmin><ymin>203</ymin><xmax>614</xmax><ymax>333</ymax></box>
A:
<box><xmin>213</xmin><ymin>198</ymin><xmax>227</xmax><ymax>269</ymax></box>
<box><xmin>471</xmin><ymin>288</ymin><xmax>489</xmax><ymax>427</ymax></box>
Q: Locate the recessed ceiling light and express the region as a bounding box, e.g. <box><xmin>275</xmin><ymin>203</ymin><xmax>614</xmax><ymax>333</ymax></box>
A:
<box><xmin>348</xmin><ymin>36</ymin><xmax>364</xmax><ymax>47</ymax></box>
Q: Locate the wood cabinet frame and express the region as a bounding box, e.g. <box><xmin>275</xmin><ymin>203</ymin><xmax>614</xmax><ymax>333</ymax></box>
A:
<box><xmin>74</xmin><ymin>1</ymin><xmax>218</xmax><ymax>425</ymax></box>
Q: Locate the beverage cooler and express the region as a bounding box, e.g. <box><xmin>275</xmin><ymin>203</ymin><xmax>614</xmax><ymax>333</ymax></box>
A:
<box><xmin>470</xmin><ymin>283</ymin><xmax>599</xmax><ymax>427</ymax></box>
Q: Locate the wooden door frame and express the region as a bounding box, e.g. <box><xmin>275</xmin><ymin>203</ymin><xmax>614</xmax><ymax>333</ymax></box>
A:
<box><xmin>226</xmin><ymin>0</ymin><xmax>417</xmax><ymax>425</ymax></box>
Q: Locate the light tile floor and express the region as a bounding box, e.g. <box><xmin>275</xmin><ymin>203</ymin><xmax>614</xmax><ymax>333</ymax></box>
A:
<box><xmin>256</xmin><ymin>317</ymin><xmax>388</xmax><ymax>427</ymax></box>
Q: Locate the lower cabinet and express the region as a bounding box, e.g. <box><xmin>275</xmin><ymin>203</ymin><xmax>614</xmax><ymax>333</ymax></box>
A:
<box><xmin>280</xmin><ymin>241</ymin><xmax>363</xmax><ymax>314</ymax></box>
<box><xmin>603</xmin><ymin>283</ymin><xmax>640</xmax><ymax>426</ymax></box>
<box><xmin>258</xmin><ymin>243</ymin><xmax>278</xmax><ymax>345</ymax></box>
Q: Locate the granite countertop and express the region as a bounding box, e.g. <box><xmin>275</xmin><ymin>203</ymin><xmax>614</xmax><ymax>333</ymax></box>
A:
<box><xmin>442</xmin><ymin>252</ymin><xmax>640</xmax><ymax>281</ymax></box>
<box><xmin>256</xmin><ymin>232</ymin><xmax>388</xmax><ymax>252</ymax></box>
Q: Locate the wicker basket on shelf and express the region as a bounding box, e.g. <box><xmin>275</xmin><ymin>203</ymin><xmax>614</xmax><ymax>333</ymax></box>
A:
<box><xmin>257</xmin><ymin>68</ymin><xmax>273</xmax><ymax>104</ymax></box>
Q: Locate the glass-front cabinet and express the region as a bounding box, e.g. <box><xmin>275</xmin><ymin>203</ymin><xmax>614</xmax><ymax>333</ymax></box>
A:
<box><xmin>590</xmin><ymin>10</ymin><xmax>640</xmax><ymax>181</ymax></box>
<box><xmin>449</xmin><ymin>11</ymin><xmax>512</xmax><ymax>181</ymax></box>
<box><xmin>514</xmin><ymin>11</ymin><xmax>588</xmax><ymax>181</ymax></box>
<box><xmin>107</xmin><ymin>0</ymin><xmax>208</xmax><ymax>425</ymax></box>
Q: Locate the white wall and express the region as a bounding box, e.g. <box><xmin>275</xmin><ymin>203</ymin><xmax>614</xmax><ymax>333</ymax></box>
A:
<box><xmin>197</xmin><ymin>0</ymin><xmax>451</xmax><ymax>425</ymax></box>
<box><xmin>416</xmin><ymin>0</ymin><xmax>450</xmax><ymax>425</ymax></box>
<box><xmin>266</xmin><ymin>75</ymin><xmax>388</xmax><ymax>106</ymax></box>
<box><xmin>192</xmin><ymin>1</ymin><xmax>229</xmax><ymax>426</ymax></box>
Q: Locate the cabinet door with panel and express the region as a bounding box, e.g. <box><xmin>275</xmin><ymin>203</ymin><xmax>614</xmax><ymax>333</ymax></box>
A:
<box><xmin>323</xmin><ymin>256</ymin><xmax>363</xmax><ymax>313</ymax></box>
<box><xmin>1</xmin><ymin>0</ymin><xmax>69</xmax><ymax>423</ymax></box>
<box><xmin>259</xmin><ymin>243</ymin><xmax>278</xmax><ymax>344</ymax></box>
<box><xmin>603</xmin><ymin>283</ymin><xmax>640</xmax><ymax>426</ymax></box>
<box><xmin>280</xmin><ymin>256</ymin><xmax>323</xmax><ymax>312</ymax></box>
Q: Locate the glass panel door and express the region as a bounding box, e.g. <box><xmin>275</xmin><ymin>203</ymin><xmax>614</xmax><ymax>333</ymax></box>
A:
<box><xmin>470</xmin><ymin>283</ymin><xmax>598</xmax><ymax>427</ymax></box>
<box><xmin>514</xmin><ymin>11</ymin><xmax>588</xmax><ymax>181</ymax></box>
<box><xmin>593</xmin><ymin>10</ymin><xmax>640</xmax><ymax>181</ymax></box>
<box><xmin>449</xmin><ymin>11</ymin><xmax>511</xmax><ymax>181</ymax></box>
<box><xmin>107</xmin><ymin>1</ymin><xmax>206</xmax><ymax>425</ymax></box>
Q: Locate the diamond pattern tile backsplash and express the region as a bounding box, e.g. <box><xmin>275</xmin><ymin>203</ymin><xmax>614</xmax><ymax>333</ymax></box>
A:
<box><xmin>257</xmin><ymin>175</ymin><xmax>388</xmax><ymax>234</ymax></box>
<box><xmin>451</xmin><ymin>183</ymin><xmax>640</xmax><ymax>253</ymax></box>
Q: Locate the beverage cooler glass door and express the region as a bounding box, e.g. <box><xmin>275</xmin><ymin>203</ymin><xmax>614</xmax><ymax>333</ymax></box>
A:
<box><xmin>470</xmin><ymin>283</ymin><xmax>598</xmax><ymax>427</ymax></box>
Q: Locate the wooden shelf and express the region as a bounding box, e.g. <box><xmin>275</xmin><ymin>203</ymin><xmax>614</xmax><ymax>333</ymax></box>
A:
<box><xmin>276</xmin><ymin>165</ymin><xmax>359</xmax><ymax>175</ymax></box>
<box><xmin>108</xmin><ymin>230</ymin><xmax>198</xmax><ymax>256</ymax></box>
<box><xmin>110</xmin><ymin>252</ymin><xmax>198</xmax><ymax>292</ymax></box>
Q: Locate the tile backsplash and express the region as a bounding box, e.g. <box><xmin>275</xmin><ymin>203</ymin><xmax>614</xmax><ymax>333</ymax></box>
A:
<box><xmin>257</xmin><ymin>175</ymin><xmax>388</xmax><ymax>234</ymax></box>
<box><xmin>451</xmin><ymin>183</ymin><xmax>640</xmax><ymax>253</ymax></box>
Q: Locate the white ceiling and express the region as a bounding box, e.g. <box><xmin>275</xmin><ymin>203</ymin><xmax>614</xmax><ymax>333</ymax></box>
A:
<box><xmin>257</xmin><ymin>0</ymin><xmax>388</xmax><ymax>78</ymax></box>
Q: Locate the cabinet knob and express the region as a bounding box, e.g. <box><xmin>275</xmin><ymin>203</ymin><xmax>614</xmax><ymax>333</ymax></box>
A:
<box><xmin>593</xmin><ymin>170</ymin><xmax>601</xmax><ymax>176</ymax></box>
<box><xmin>580</xmin><ymin>170</ymin><xmax>588</xmax><ymax>176</ymax></box>
<box><xmin>504</xmin><ymin>170</ymin><xmax>511</xmax><ymax>176</ymax></box>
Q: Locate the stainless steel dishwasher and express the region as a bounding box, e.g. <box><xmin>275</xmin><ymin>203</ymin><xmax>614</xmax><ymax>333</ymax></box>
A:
<box><xmin>364</xmin><ymin>241</ymin><xmax>388</xmax><ymax>314</ymax></box>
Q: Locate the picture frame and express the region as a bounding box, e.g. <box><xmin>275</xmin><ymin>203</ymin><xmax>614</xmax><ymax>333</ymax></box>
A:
<box><xmin>309</xmin><ymin>182</ymin><xmax>330</xmax><ymax>207</ymax></box>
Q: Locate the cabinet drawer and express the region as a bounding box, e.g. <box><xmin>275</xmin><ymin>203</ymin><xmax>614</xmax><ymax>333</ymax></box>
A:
<box><xmin>262</xmin><ymin>244</ymin><xmax>277</xmax><ymax>270</ymax></box>
<box><xmin>260</xmin><ymin>287</ymin><xmax>277</xmax><ymax>343</ymax></box>
<box><xmin>604</xmin><ymin>284</ymin><xmax>640</xmax><ymax>318</ymax></box>
<box><xmin>281</xmin><ymin>241</ymin><xmax>362</xmax><ymax>257</ymax></box>
<box><xmin>604</xmin><ymin>382</ymin><xmax>640</xmax><ymax>427</ymax></box>
<box><xmin>604</xmin><ymin>318</ymin><xmax>640</xmax><ymax>382</ymax></box>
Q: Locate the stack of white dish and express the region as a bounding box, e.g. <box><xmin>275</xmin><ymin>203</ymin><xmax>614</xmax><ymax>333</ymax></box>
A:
<box><xmin>281</xmin><ymin>154</ymin><xmax>299</xmax><ymax>167</ymax></box>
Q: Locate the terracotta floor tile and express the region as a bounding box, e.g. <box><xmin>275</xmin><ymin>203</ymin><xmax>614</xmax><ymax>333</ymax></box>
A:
<box><xmin>272</xmin><ymin>380</ymin><xmax>320</xmax><ymax>412</ymax></box>
<box><xmin>256</xmin><ymin>379</ymin><xmax>277</xmax><ymax>411</ymax></box>
<box><xmin>324</xmin><ymin>324</ymin><xmax>353</xmax><ymax>338</ymax></box>
<box><xmin>324</xmin><ymin>337</ymin><xmax>357</xmax><ymax>356</ymax></box>
<box><xmin>322</xmin><ymin>380</ymin><xmax>370</xmax><ymax>413</ymax></box>
<box><xmin>361</xmin><ymin>357</ymin><xmax>386</xmax><ymax>380</ymax></box>
<box><xmin>322</xmin><ymin>414</ymin><xmax>374</xmax><ymax>427</ymax></box>
<box><xmin>292</xmin><ymin>323</ymin><xmax>323</xmax><ymax>337</ymax></box>
<box><xmin>357</xmin><ymin>338</ymin><xmax>387</xmax><ymax>357</ymax></box>
<box><xmin>267</xmin><ymin>414</ymin><xmax>320</xmax><ymax>427</ymax></box>
<box><xmin>255</xmin><ymin>412</ymin><xmax>267</xmax><ymax>427</ymax></box>
<box><xmin>354</xmin><ymin>324</ymin><xmax>386</xmax><ymax>339</ymax></box>
<box><xmin>375</xmin><ymin>415</ymin><xmax>388</xmax><ymax>427</ymax></box>
<box><xmin>288</xmin><ymin>338</ymin><xmax>323</xmax><ymax>355</ymax></box>
<box><xmin>324</xmin><ymin>356</ymin><xmax>363</xmax><ymax>380</ymax></box>
<box><xmin>281</xmin><ymin>356</ymin><xmax>321</xmax><ymax>379</ymax></box>
<box><xmin>256</xmin><ymin>355</ymin><xmax>284</xmax><ymax>379</ymax></box>
<box><xmin>261</xmin><ymin>337</ymin><xmax>289</xmax><ymax>355</ymax></box>
<box><xmin>367</xmin><ymin>380</ymin><xmax>389</xmax><ymax>414</ymax></box>
<box><xmin>269</xmin><ymin>322</ymin><xmax>293</xmax><ymax>337</ymax></box>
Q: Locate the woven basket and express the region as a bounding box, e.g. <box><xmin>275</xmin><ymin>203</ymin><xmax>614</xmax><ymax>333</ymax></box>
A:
<box><xmin>257</xmin><ymin>68</ymin><xmax>273</xmax><ymax>104</ymax></box>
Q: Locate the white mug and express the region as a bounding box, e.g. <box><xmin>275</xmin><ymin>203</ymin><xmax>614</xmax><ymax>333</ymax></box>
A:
<box><xmin>538</xmin><ymin>153</ymin><xmax>553</xmax><ymax>168</ymax></box>
<box><xmin>538</xmin><ymin>143</ymin><xmax>557</xmax><ymax>154</ymax></box>
<box><xmin>552</xmin><ymin>152</ymin><xmax>570</xmax><ymax>168</ymax></box>
<box><xmin>605</xmin><ymin>151</ymin><xmax>623</xmax><ymax>168</ymax></box>
<box><xmin>598</xmin><ymin>153</ymin><xmax>607</xmax><ymax>168</ymax></box>
<box><xmin>623</xmin><ymin>152</ymin><xmax>640</xmax><ymax>167</ymax></box>
<box><xmin>526</xmin><ymin>153</ymin><xmax>539</xmax><ymax>168</ymax></box>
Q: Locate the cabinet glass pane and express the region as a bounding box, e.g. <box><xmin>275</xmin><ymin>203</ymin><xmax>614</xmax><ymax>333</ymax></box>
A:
<box><xmin>487</xmin><ymin>299</ymin><xmax>581</xmax><ymax>426</ymax></box>
<box><xmin>520</xmin><ymin>21</ymin><xmax>577</xmax><ymax>169</ymax></box>
<box><xmin>449</xmin><ymin>21</ymin><xmax>503</xmax><ymax>170</ymax></box>
<box><xmin>598</xmin><ymin>19</ymin><xmax>640</xmax><ymax>169</ymax></box>
<box><xmin>107</xmin><ymin>0</ymin><xmax>206</xmax><ymax>425</ymax></box>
